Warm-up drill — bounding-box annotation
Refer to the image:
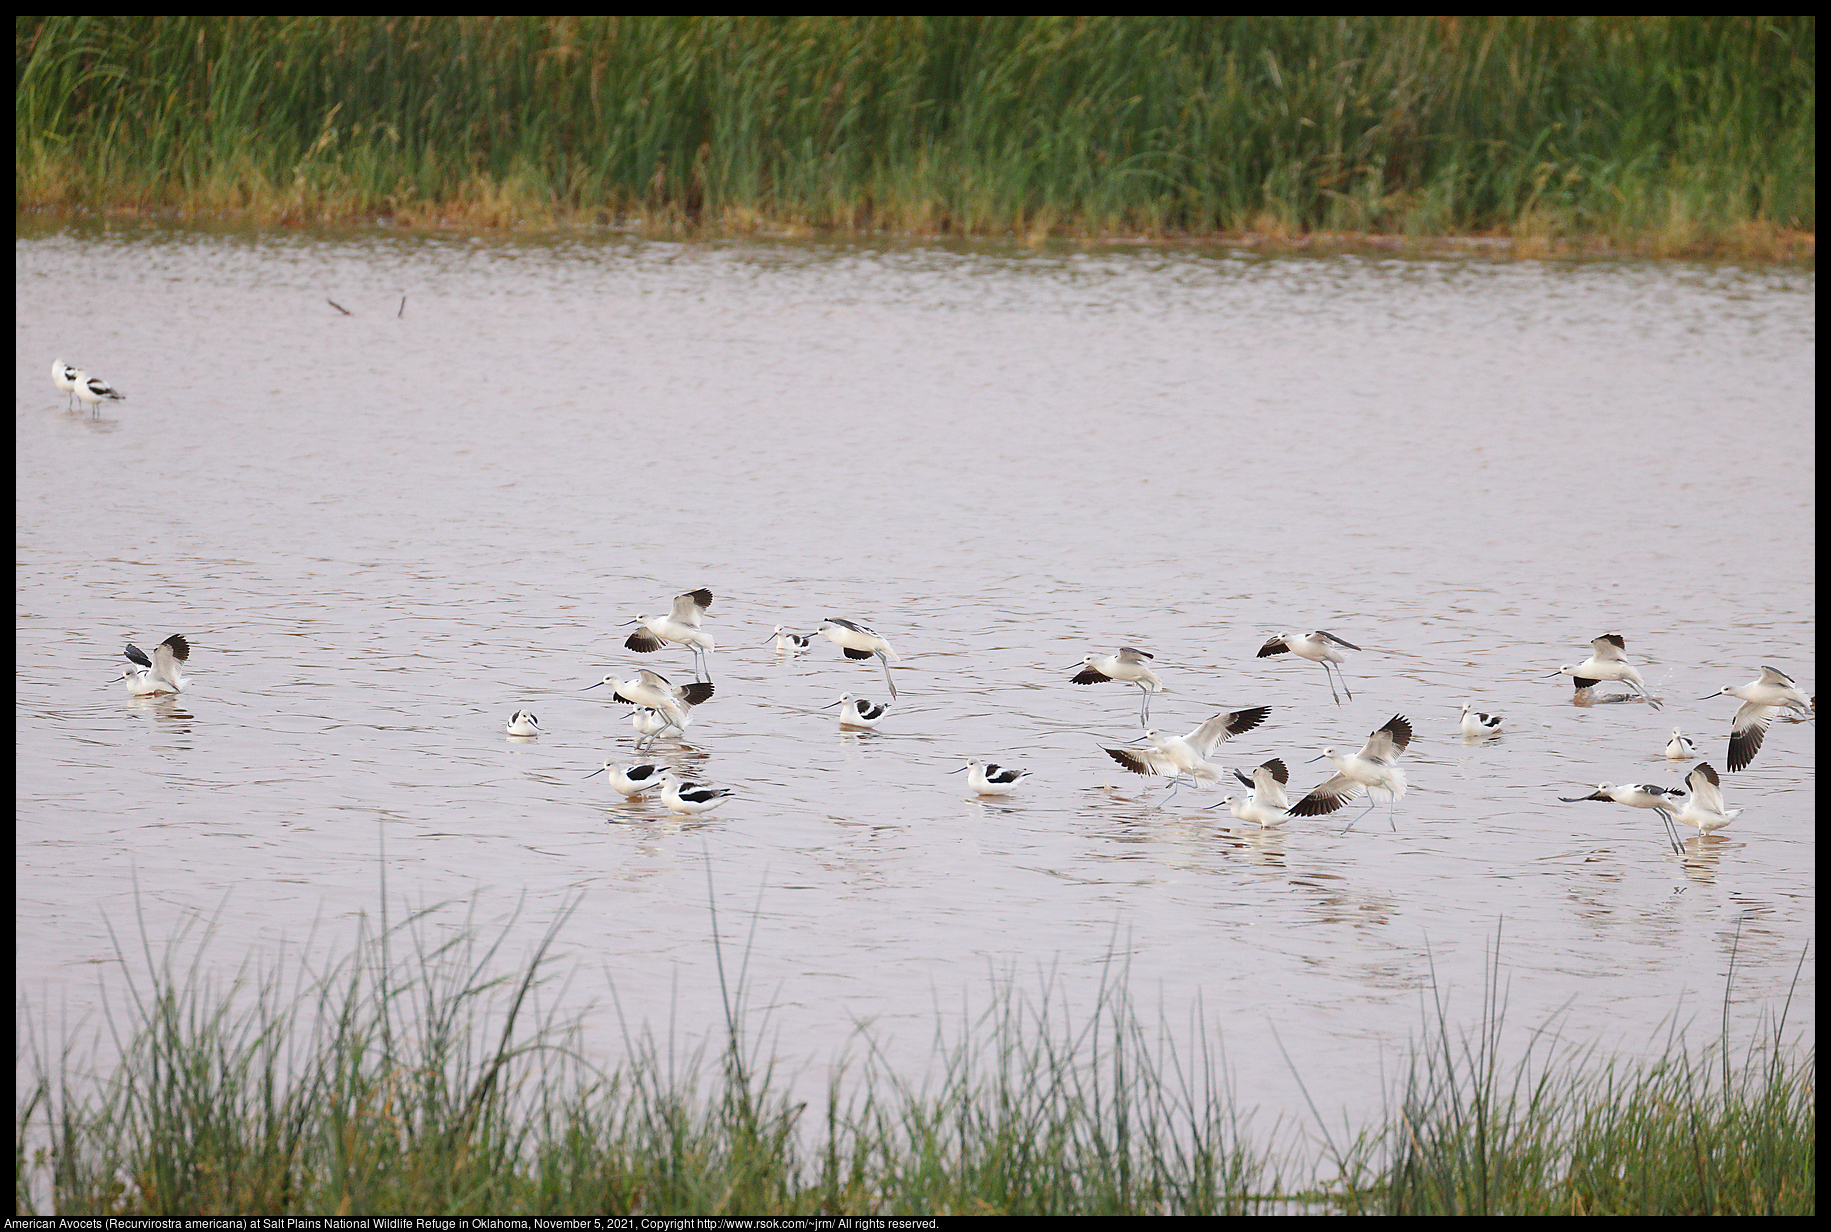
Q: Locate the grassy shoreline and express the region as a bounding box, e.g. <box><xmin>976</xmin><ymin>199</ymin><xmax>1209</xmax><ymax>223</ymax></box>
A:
<box><xmin>15</xmin><ymin>17</ymin><xmax>1814</xmax><ymax>259</ymax></box>
<box><xmin>16</xmin><ymin>902</ymin><xmax>1814</xmax><ymax>1216</ymax></box>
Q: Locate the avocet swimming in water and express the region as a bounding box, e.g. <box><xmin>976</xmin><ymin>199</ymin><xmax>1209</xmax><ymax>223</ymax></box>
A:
<box><xmin>1699</xmin><ymin>665</ymin><xmax>1813</xmax><ymax>772</ymax></box>
<box><xmin>954</xmin><ymin>760</ymin><xmax>1031</xmax><ymax>796</ymax></box>
<box><xmin>827</xmin><ymin>693</ymin><xmax>889</xmax><ymax>729</ymax></box>
<box><xmin>625</xmin><ymin>588</ymin><xmax>716</xmax><ymax>679</ymax></box>
<box><xmin>760</xmin><ymin>625</ymin><xmax>815</xmax><ymax>654</ymax></box>
<box><xmin>1102</xmin><ymin>707</ymin><xmax>1272</xmax><ymax>793</ymax></box>
<box><xmin>71</xmin><ymin>369</ymin><xmax>126</xmax><ymax>416</ymax></box>
<box><xmin>1205</xmin><ymin>758</ymin><xmax>1292</xmax><ymax>828</ymax></box>
<box><xmin>1665</xmin><ymin>729</ymin><xmax>1698</xmax><ymax>760</ymax></box>
<box><xmin>1459</xmin><ymin>703</ymin><xmax>1503</xmax><ymax>737</ymax></box>
<box><xmin>1558</xmin><ymin>779</ymin><xmax>1687</xmax><ymax>852</ymax></box>
<box><xmin>505</xmin><ymin>710</ymin><xmax>543</xmax><ymax>737</ymax></box>
<box><xmin>1070</xmin><ymin>647</ymin><xmax>1167</xmax><ymax>725</ymax></box>
<box><xmin>1671</xmin><ymin>762</ymin><xmax>1740</xmax><ymax>836</ymax></box>
<box><xmin>1548</xmin><ymin>634</ymin><xmax>1660</xmax><ymax>708</ymax></box>
<box><xmin>817</xmin><ymin>618</ymin><xmax>900</xmax><ymax>699</ymax></box>
<box><xmin>655</xmin><ymin>769</ymin><xmax>734</xmax><ymax>814</ymax></box>
<box><xmin>584</xmin><ymin>760</ymin><xmax>666</xmax><ymax>798</ymax></box>
<box><xmin>1258</xmin><ymin>630</ymin><xmax>1360</xmax><ymax>705</ymax></box>
<box><xmin>114</xmin><ymin>634</ymin><xmax>190</xmax><ymax>695</ymax></box>
<box><xmin>1289</xmin><ymin>714</ymin><xmax>1412</xmax><ymax>833</ymax></box>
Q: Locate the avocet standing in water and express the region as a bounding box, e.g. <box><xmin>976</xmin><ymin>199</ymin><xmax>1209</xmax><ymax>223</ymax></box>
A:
<box><xmin>1205</xmin><ymin>758</ymin><xmax>1292</xmax><ymax>828</ymax></box>
<box><xmin>114</xmin><ymin>634</ymin><xmax>190</xmax><ymax>695</ymax></box>
<box><xmin>1101</xmin><ymin>707</ymin><xmax>1272</xmax><ymax>794</ymax></box>
<box><xmin>627</xmin><ymin>707</ymin><xmax>677</xmax><ymax>743</ymax></box>
<box><xmin>1289</xmin><ymin>715</ymin><xmax>1412</xmax><ymax>833</ymax></box>
<box><xmin>1258</xmin><ymin>630</ymin><xmax>1360</xmax><ymax>705</ymax></box>
<box><xmin>1459</xmin><ymin>703</ymin><xmax>1503</xmax><ymax>738</ymax></box>
<box><xmin>1069</xmin><ymin>647</ymin><xmax>1167</xmax><ymax>725</ymax></box>
<box><xmin>1548</xmin><ymin>634</ymin><xmax>1660</xmax><ymax>708</ymax></box>
<box><xmin>817</xmin><ymin>618</ymin><xmax>900</xmax><ymax>699</ymax></box>
<box><xmin>625</xmin><ymin>588</ymin><xmax>716</xmax><ymax>680</ymax></box>
<box><xmin>584</xmin><ymin>760</ymin><xmax>666</xmax><ymax>798</ymax></box>
<box><xmin>52</xmin><ymin>359</ymin><xmax>80</xmax><ymax>410</ymax></box>
<box><xmin>1671</xmin><ymin>762</ymin><xmax>1740</xmax><ymax>836</ymax></box>
<box><xmin>1558</xmin><ymin>780</ymin><xmax>1687</xmax><ymax>852</ymax></box>
<box><xmin>71</xmin><ymin>369</ymin><xmax>126</xmax><ymax>416</ymax></box>
<box><xmin>504</xmin><ymin>710</ymin><xmax>543</xmax><ymax>737</ymax></box>
<box><xmin>655</xmin><ymin>769</ymin><xmax>734</xmax><ymax>814</ymax></box>
<box><xmin>1699</xmin><ymin>665</ymin><xmax>1813</xmax><ymax>772</ymax></box>
<box><xmin>827</xmin><ymin>693</ymin><xmax>889</xmax><ymax>729</ymax></box>
<box><xmin>954</xmin><ymin>760</ymin><xmax>1031</xmax><ymax>796</ymax></box>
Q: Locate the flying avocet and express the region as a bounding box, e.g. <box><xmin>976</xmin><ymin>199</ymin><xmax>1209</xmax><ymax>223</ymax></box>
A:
<box><xmin>1070</xmin><ymin>647</ymin><xmax>1166</xmax><ymax>725</ymax></box>
<box><xmin>625</xmin><ymin>588</ymin><xmax>716</xmax><ymax>679</ymax></box>
<box><xmin>1258</xmin><ymin>630</ymin><xmax>1360</xmax><ymax>705</ymax></box>
<box><xmin>1699</xmin><ymin>665</ymin><xmax>1813</xmax><ymax>772</ymax></box>
<box><xmin>817</xmin><ymin>618</ymin><xmax>900</xmax><ymax>699</ymax></box>
<box><xmin>1289</xmin><ymin>714</ymin><xmax>1412</xmax><ymax>833</ymax></box>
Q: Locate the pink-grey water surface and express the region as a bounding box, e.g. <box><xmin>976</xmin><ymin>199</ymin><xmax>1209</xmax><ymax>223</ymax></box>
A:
<box><xmin>15</xmin><ymin>220</ymin><xmax>1814</xmax><ymax>1149</ymax></box>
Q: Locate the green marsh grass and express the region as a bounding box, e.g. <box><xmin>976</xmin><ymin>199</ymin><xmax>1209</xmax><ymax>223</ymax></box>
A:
<box><xmin>16</xmin><ymin>889</ymin><xmax>1813</xmax><ymax>1216</ymax></box>
<box><xmin>14</xmin><ymin>17</ymin><xmax>1815</xmax><ymax>255</ymax></box>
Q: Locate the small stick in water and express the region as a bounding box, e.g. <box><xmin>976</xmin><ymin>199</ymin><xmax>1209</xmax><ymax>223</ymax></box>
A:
<box><xmin>398</xmin><ymin>295</ymin><xmax>406</xmax><ymax>319</ymax></box>
<box><xmin>326</xmin><ymin>298</ymin><xmax>351</xmax><ymax>315</ymax></box>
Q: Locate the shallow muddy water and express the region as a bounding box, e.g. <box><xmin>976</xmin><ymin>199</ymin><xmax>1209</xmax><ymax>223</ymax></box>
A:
<box><xmin>15</xmin><ymin>220</ymin><xmax>1815</xmax><ymax>1149</ymax></box>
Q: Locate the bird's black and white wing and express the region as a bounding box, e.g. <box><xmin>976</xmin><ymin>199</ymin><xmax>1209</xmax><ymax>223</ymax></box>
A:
<box><xmin>1289</xmin><ymin>773</ymin><xmax>1359</xmax><ymax>817</ymax></box>
<box><xmin>1185</xmin><ymin>707</ymin><xmax>1272</xmax><ymax>758</ymax></box>
<box><xmin>671</xmin><ymin>588</ymin><xmax>714</xmax><ymax>626</ymax></box>
<box><xmin>1105</xmin><ymin>746</ymin><xmax>1177</xmax><ymax>777</ymax></box>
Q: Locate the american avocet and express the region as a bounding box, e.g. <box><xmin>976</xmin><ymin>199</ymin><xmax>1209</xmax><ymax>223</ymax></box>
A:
<box><xmin>1547</xmin><ymin>634</ymin><xmax>1660</xmax><ymax>708</ymax></box>
<box><xmin>625</xmin><ymin>589</ymin><xmax>716</xmax><ymax>679</ymax></box>
<box><xmin>1070</xmin><ymin>648</ymin><xmax>1166</xmax><ymax>725</ymax></box>
<box><xmin>1258</xmin><ymin>631</ymin><xmax>1360</xmax><ymax>705</ymax></box>
<box><xmin>1459</xmin><ymin>702</ymin><xmax>1503</xmax><ymax>737</ymax></box>
<box><xmin>628</xmin><ymin>707</ymin><xmax>677</xmax><ymax>742</ymax></box>
<box><xmin>817</xmin><ymin>618</ymin><xmax>900</xmax><ymax>699</ymax></box>
<box><xmin>1289</xmin><ymin>714</ymin><xmax>1412</xmax><ymax>833</ymax></box>
<box><xmin>584</xmin><ymin>760</ymin><xmax>666</xmax><ymax>798</ymax></box>
<box><xmin>760</xmin><ymin>625</ymin><xmax>815</xmax><ymax>654</ymax></box>
<box><xmin>827</xmin><ymin>693</ymin><xmax>889</xmax><ymax>729</ymax></box>
<box><xmin>1558</xmin><ymin>780</ymin><xmax>1686</xmax><ymax>852</ymax></box>
<box><xmin>52</xmin><ymin>359</ymin><xmax>79</xmax><ymax>410</ymax></box>
<box><xmin>1665</xmin><ymin>729</ymin><xmax>1698</xmax><ymax>760</ymax></box>
<box><xmin>1204</xmin><ymin>758</ymin><xmax>1292</xmax><ymax>828</ymax></box>
<box><xmin>584</xmin><ymin>669</ymin><xmax>714</xmax><ymax>744</ymax></box>
<box><xmin>115</xmin><ymin>634</ymin><xmax>190</xmax><ymax>695</ymax></box>
<box><xmin>71</xmin><ymin>369</ymin><xmax>126</xmax><ymax>416</ymax></box>
<box><xmin>954</xmin><ymin>761</ymin><xmax>1031</xmax><ymax>796</ymax></box>
<box><xmin>1102</xmin><ymin>707</ymin><xmax>1272</xmax><ymax>794</ymax></box>
<box><xmin>1700</xmin><ymin>665</ymin><xmax>1813</xmax><ymax>772</ymax></box>
<box><xmin>1672</xmin><ymin>762</ymin><xmax>1740</xmax><ymax>836</ymax></box>
<box><xmin>505</xmin><ymin>710</ymin><xmax>543</xmax><ymax>737</ymax></box>
<box><xmin>655</xmin><ymin>769</ymin><xmax>733</xmax><ymax>814</ymax></box>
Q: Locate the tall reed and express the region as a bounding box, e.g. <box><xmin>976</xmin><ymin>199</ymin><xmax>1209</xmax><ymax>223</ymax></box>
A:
<box><xmin>14</xmin><ymin>17</ymin><xmax>1815</xmax><ymax>250</ymax></box>
<box><xmin>1311</xmin><ymin>936</ymin><xmax>1815</xmax><ymax>1215</ymax></box>
<box><xmin>15</xmin><ymin>893</ymin><xmax>1813</xmax><ymax>1216</ymax></box>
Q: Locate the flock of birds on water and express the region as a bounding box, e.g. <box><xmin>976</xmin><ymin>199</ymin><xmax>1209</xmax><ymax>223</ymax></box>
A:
<box><xmin>106</xmin><ymin>573</ymin><xmax>1813</xmax><ymax>850</ymax></box>
<box><xmin>60</xmin><ymin>355</ymin><xmax>1810</xmax><ymax>846</ymax></box>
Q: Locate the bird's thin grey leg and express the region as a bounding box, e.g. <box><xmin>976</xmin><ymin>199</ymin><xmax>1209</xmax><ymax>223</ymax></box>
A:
<box><xmin>1339</xmin><ymin>799</ymin><xmax>1378</xmax><ymax>835</ymax></box>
